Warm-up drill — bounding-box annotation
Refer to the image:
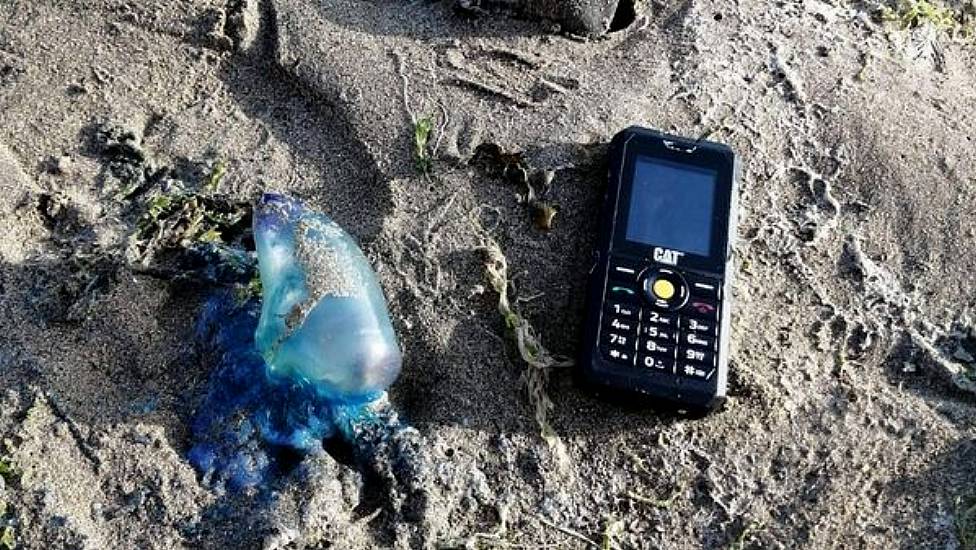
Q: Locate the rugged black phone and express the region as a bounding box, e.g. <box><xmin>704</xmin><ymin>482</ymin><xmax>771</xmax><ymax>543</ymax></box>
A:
<box><xmin>579</xmin><ymin>127</ymin><xmax>738</xmax><ymax>415</ymax></box>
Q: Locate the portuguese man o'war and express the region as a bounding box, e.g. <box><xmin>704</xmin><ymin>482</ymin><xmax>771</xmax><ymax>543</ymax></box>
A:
<box><xmin>188</xmin><ymin>194</ymin><xmax>410</xmax><ymax>492</ymax></box>
<box><xmin>253</xmin><ymin>193</ymin><xmax>402</xmax><ymax>399</ymax></box>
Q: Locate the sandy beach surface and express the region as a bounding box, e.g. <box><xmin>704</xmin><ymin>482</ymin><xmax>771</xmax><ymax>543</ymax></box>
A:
<box><xmin>1</xmin><ymin>0</ymin><xmax>975</xmax><ymax>548</ymax></box>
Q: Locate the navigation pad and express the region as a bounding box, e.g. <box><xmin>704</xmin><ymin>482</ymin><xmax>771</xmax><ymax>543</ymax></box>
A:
<box><xmin>599</xmin><ymin>259</ymin><xmax>722</xmax><ymax>382</ymax></box>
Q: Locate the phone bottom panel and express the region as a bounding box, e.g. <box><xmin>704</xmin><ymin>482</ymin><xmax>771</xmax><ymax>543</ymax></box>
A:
<box><xmin>577</xmin><ymin>351</ymin><xmax>727</xmax><ymax>417</ymax></box>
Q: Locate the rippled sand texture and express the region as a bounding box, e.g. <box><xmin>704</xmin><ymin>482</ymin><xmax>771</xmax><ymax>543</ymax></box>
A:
<box><xmin>0</xmin><ymin>1</ymin><xmax>974</xmax><ymax>548</ymax></box>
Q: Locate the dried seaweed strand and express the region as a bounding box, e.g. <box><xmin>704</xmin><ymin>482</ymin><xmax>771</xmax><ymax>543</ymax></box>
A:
<box><xmin>476</xmin><ymin>236</ymin><xmax>571</xmax><ymax>448</ymax></box>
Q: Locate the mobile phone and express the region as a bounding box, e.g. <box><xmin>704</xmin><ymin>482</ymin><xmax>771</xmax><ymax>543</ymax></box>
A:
<box><xmin>579</xmin><ymin>127</ymin><xmax>738</xmax><ymax>415</ymax></box>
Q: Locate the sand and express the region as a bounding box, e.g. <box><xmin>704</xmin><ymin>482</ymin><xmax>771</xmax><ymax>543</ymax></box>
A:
<box><xmin>1</xmin><ymin>0</ymin><xmax>975</xmax><ymax>548</ymax></box>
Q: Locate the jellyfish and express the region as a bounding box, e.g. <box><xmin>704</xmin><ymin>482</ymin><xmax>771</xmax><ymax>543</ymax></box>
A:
<box><xmin>188</xmin><ymin>194</ymin><xmax>405</xmax><ymax>491</ymax></box>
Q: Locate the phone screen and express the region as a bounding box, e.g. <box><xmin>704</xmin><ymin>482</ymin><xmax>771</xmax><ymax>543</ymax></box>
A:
<box><xmin>624</xmin><ymin>156</ymin><xmax>717</xmax><ymax>256</ymax></box>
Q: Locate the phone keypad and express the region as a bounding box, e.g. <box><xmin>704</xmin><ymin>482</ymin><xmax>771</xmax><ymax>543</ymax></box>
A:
<box><xmin>600</xmin><ymin>285</ymin><xmax>639</xmax><ymax>364</ymax></box>
<box><xmin>674</xmin><ymin>285</ymin><xmax>721</xmax><ymax>381</ymax></box>
<box><xmin>599</xmin><ymin>267</ymin><xmax>722</xmax><ymax>381</ymax></box>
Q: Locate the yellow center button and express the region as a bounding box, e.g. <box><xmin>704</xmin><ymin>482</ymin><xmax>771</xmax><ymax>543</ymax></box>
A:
<box><xmin>652</xmin><ymin>279</ymin><xmax>676</xmax><ymax>300</ymax></box>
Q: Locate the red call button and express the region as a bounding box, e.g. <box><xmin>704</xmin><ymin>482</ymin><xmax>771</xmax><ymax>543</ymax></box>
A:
<box><xmin>688</xmin><ymin>300</ymin><xmax>717</xmax><ymax>316</ymax></box>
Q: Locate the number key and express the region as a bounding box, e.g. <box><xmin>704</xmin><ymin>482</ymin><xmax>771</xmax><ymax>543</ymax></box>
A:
<box><xmin>640</xmin><ymin>324</ymin><xmax>676</xmax><ymax>342</ymax></box>
<box><xmin>603</xmin><ymin>346</ymin><xmax>634</xmax><ymax>365</ymax></box>
<box><xmin>608</xmin><ymin>317</ymin><xmax>636</xmax><ymax>332</ymax></box>
<box><xmin>683</xmin><ymin>332</ymin><xmax>714</xmax><ymax>349</ymax></box>
<box><xmin>606</xmin><ymin>302</ymin><xmax>638</xmax><ymax>319</ymax></box>
<box><xmin>677</xmin><ymin>363</ymin><xmax>715</xmax><ymax>381</ymax></box>
<box><xmin>680</xmin><ymin>317</ymin><xmax>714</xmax><ymax>333</ymax></box>
<box><xmin>640</xmin><ymin>338</ymin><xmax>673</xmax><ymax>355</ymax></box>
<box><xmin>638</xmin><ymin>353</ymin><xmax>673</xmax><ymax>371</ymax></box>
<box><xmin>680</xmin><ymin>347</ymin><xmax>714</xmax><ymax>365</ymax></box>
<box><xmin>605</xmin><ymin>332</ymin><xmax>633</xmax><ymax>348</ymax></box>
<box><xmin>642</xmin><ymin>309</ymin><xmax>676</xmax><ymax>327</ymax></box>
